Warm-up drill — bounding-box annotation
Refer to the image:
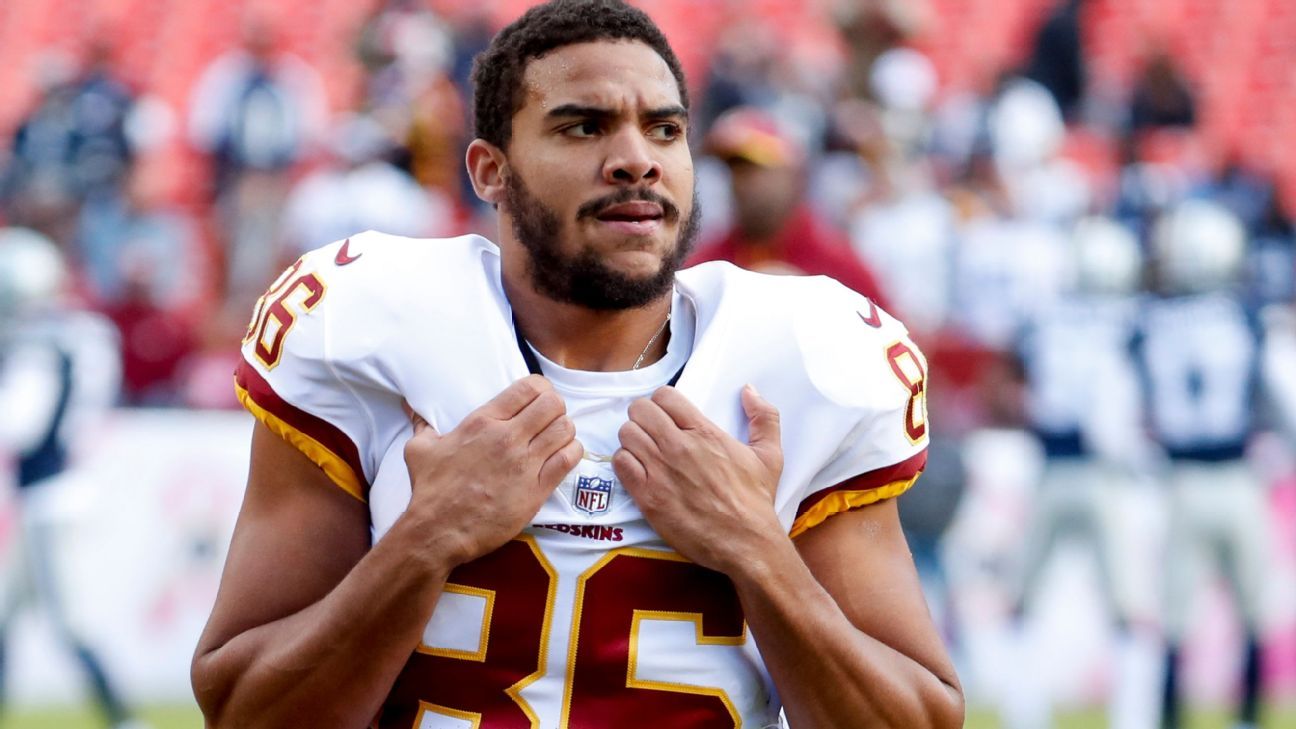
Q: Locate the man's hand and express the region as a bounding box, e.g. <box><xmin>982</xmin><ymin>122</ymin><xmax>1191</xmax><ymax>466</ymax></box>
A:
<box><xmin>613</xmin><ymin>384</ymin><xmax>784</xmax><ymax>572</ymax></box>
<box><xmin>403</xmin><ymin>374</ymin><xmax>583</xmax><ymax>567</ymax></box>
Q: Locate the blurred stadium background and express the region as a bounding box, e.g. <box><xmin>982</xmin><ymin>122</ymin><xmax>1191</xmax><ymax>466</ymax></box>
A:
<box><xmin>2</xmin><ymin>0</ymin><xmax>1296</xmax><ymax>727</ymax></box>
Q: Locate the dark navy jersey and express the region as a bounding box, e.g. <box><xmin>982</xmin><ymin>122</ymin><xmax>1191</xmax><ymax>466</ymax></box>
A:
<box><xmin>17</xmin><ymin>347</ymin><xmax>73</xmax><ymax>486</ymax></box>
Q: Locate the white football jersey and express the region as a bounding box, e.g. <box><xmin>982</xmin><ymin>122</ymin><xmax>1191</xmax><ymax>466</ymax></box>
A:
<box><xmin>1019</xmin><ymin>294</ymin><xmax>1144</xmax><ymax>463</ymax></box>
<box><xmin>235</xmin><ymin>231</ymin><xmax>929</xmax><ymax>728</ymax></box>
<box><xmin>1138</xmin><ymin>292</ymin><xmax>1259</xmax><ymax>460</ymax></box>
<box><xmin>0</xmin><ymin>311</ymin><xmax>121</xmax><ymax>487</ymax></box>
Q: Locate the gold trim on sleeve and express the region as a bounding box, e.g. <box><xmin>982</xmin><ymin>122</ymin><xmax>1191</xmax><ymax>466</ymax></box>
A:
<box><xmin>235</xmin><ymin>382</ymin><xmax>366</xmax><ymax>502</ymax></box>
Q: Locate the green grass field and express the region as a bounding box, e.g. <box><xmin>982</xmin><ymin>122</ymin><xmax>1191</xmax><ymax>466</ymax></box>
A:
<box><xmin>3</xmin><ymin>704</ymin><xmax>1295</xmax><ymax>728</ymax></box>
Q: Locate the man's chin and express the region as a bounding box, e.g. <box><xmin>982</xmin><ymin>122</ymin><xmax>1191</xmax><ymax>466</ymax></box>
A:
<box><xmin>602</xmin><ymin>247</ymin><xmax>672</xmax><ymax>277</ymax></box>
<box><xmin>560</xmin><ymin>255</ymin><xmax>677</xmax><ymax>310</ymax></box>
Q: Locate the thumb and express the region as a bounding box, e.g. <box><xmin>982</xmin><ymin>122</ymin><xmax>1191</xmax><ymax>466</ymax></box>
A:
<box><xmin>403</xmin><ymin>399</ymin><xmax>438</xmax><ymax>438</ymax></box>
<box><xmin>741</xmin><ymin>385</ymin><xmax>781</xmax><ymax>466</ymax></box>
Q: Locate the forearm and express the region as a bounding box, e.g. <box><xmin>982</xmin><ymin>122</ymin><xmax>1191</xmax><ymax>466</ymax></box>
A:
<box><xmin>729</xmin><ymin>539</ymin><xmax>963</xmax><ymax>729</ymax></box>
<box><xmin>194</xmin><ymin>513</ymin><xmax>452</xmax><ymax>729</ymax></box>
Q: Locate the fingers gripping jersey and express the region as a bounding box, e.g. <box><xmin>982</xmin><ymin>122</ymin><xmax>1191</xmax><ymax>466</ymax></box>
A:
<box><xmin>236</xmin><ymin>232</ymin><xmax>929</xmax><ymax>727</ymax></box>
<box><xmin>676</xmin><ymin>263</ymin><xmax>929</xmax><ymax>538</ymax></box>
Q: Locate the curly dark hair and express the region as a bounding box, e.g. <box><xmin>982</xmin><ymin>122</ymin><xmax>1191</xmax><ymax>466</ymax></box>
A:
<box><xmin>471</xmin><ymin>0</ymin><xmax>689</xmax><ymax>150</ymax></box>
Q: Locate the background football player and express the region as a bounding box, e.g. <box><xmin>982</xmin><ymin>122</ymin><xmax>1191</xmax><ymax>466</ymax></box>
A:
<box><xmin>0</xmin><ymin>228</ymin><xmax>143</xmax><ymax>729</ymax></box>
<box><xmin>1138</xmin><ymin>199</ymin><xmax>1291</xmax><ymax>729</ymax></box>
<box><xmin>1003</xmin><ymin>216</ymin><xmax>1160</xmax><ymax>729</ymax></box>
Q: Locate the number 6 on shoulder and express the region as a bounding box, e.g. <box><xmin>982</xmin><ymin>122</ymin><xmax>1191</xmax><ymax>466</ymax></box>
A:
<box><xmin>243</xmin><ymin>259</ymin><xmax>327</xmax><ymax>370</ymax></box>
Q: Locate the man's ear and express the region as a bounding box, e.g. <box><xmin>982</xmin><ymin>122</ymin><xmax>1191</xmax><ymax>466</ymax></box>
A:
<box><xmin>466</xmin><ymin>139</ymin><xmax>508</xmax><ymax>206</ymax></box>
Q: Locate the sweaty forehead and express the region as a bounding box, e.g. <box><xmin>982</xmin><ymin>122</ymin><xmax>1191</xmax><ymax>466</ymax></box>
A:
<box><xmin>520</xmin><ymin>40</ymin><xmax>680</xmax><ymax>113</ymax></box>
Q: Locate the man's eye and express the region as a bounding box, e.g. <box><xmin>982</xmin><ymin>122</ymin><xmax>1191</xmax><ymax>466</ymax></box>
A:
<box><xmin>564</xmin><ymin>121</ymin><xmax>601</xmax><ymax>138</ymax></box>
<box><xmin>648</xmin><ymin>123</ymin><xmax>682</xmax><ymax>141</ymax></box>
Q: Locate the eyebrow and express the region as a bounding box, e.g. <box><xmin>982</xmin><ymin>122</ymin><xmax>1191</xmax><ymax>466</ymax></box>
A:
<box><xmin>545</xmin><ymin>104</ymin><xmax>689</xmax><ymax>124</ymax></box>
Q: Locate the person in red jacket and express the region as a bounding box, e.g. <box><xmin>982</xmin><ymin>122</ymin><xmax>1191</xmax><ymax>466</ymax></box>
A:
<box><xmin>689</xmin><ymin>106</ymin><xmax>891</xmax><ymax>310</ymax></box>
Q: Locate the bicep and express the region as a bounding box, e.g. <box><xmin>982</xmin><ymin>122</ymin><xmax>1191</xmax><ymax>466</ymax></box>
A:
<box><xmin>197</xmin><ymin>421</ymin><xmax>371</xmax><ymax>656</ymax></box>
<box><xmin>794</xmin><ymin>499</ymin><xmax>957</xmax><ymax>686</ymax></box>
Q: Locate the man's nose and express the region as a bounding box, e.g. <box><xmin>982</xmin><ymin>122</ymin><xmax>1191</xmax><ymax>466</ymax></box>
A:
<box><xmin>602</xmin><ymin>128</ymin><xmax>662</xmax><ymax>185</ymax></box>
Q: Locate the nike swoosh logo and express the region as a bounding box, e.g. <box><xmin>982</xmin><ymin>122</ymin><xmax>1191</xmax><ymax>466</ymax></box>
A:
<box><xmin>858</xmin><ymin>299</ymin><xmax>882</xmax><ymax>328</ymax></box>
<box><xmin>334</xmin><ymin>238</ymin><xmax>362</xmax><ymax>266</ymax></box>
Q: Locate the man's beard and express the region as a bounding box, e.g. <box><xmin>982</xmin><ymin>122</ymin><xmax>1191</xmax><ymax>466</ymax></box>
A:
<box><xmin>504</xmin><ymin>173</ymin><xmax>701</xmax><ymax>311</ymax></box>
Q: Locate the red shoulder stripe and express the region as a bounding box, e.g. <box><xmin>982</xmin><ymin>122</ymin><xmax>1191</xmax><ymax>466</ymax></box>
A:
<box><xmin>235</xmin><ymin>358</ymin><xmax>367</xmax><ymax>494</ymax></box>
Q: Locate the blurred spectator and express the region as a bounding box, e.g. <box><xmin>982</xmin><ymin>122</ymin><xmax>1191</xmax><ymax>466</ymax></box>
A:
<box><xmin>990</xmin><ymin>78</ymin><xmax>1091</xmax><ymax>223</ymax></box>
<box><xmin>401</xmin><ymin>70</ymin><xmax>468</xmax><ymax>205</ymax></box>
<box><xmin>354</xmin><ymin>0</ymin><xmax>454</xmax><ymax>111</ymax></box>
<box><xmin>1128</xmin><ymin>48</ymin><xmax>1197</xmax><ymax>132</ymax></box>
<box><xmin>698</xmin><ymin>21</ymin><xmax>832</xmax><ymax>157</ymax></box>
<box><xmin>1246</xmin><ymin>195</ymin><xmax>1296</xmax><ymax>308</ymax></box>
<box><xmin>689</xmin><ymin>107</ymin><xmax>890</xmax><ymax>308</ymax></box>
<box><xmin>1</xmin><ymin>45</ymin><xmax>137</xmax><ymax>248</ymax></box>
<box><xmin>945</xmin><ymin>154</ymin><xmax>1073</xmax><ymax>350</ymax></box>
<box><xmin>0</xmin><ymin>228</ymin><xmax>145</xmax><ymax>729</ymax></box>
<box><xmin>281</xmin><ymin>114</ymin><xmax>451</xmax><ymax>255</ymax></box>
<box><xmin>353</xmin><ymin>0</ymin><xmax>468</xmax><ymax>213</ymax></box>
<box><xmin>0</xmin><ymin>57</ymin><xmax>82</xmax><ymax>246</ymax></box>
<box><xmin>1021</xmin><ymin>0</ymin><xmax>1088</xmax><ymax>119</ymax></box>
<box><xmin>697</xmin><ymin>23</ymin><xmax>782</xmax><ymax>133</ymax></box>
<box><xmin>1204</xmin><ymin>155</ymin><xmax>1296</xmax><ymax>308</ymax></box>
<box><xmin>849</xmin><ymin>183</ymin><xmax>956</xmax><ymax>334</ymax></box>
<box><xmin>816</xmin><ymin>47</ymin><xmax>939</xmax><ymax>226</ymax></box>
<box><xmin>1112</xmin><ymin>131</ymin><xmax>1203</xmax><ymax>239</ymax></box>
<box><xmin>76</xmin><ymin>165</ymin><xmax>200</xmax><ymax>312</ymax></box>
<box><xmin>75</xmin><ymin>164</ymin><xmax>202</xmax><ymax>405</ymax></box>
<box><xmin>937</xmin><ymin>78</ymin><xmax>1083</xmax><ymax>349</ymax></box>
<box><xmin>832</xmin><ymin>0</ymin><xmax>928</xmax><ymax>103</ymax></box>
<box><xmin>187</xmin><ymin>16</ymin><xmax>327</xmax><ymax>305</ymax></box>
<box><xmin>99</xmin><ymin>287</ymin><xmax>197</xmax><ymax>408</ymax></box>
<box><xmin>187</xmin><ymin>18</ymin><xmax>327</xmax><ymax>195</ymax></box>
<box><xmin>950</xmin><ymin>213</ymin><xmax>1072</xmax><ymax>351</ymax></box>
<box><xmin>56</xmin><ymin>41</ymin><xmax>137</xmax><ymax>201</ymax></box>
<box><xmin>839</xmin><ymin>52</ymin><xmax>955</xmax><ymax>335</ymax></box>
<box><xmin>1207</xmin><ymin>153</ymin><xmax>1277</xmax><ymax>233</ymax></box>
<box><xmin>442</xmin><ymin>7</ymin><xmax>494</xmax><ymax>212</ymax></box>
<box><xmin>867</xmin><ymin>47</ymin><xmax>939</xmax><ymax>157</ymax></box>
<box><xmin>447</xmin><ymin>7</ymin><xmax>494</xmax><ymax>96</ymax></box>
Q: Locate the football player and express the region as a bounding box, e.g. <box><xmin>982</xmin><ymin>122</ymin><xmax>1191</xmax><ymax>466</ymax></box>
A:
<box><xmin>1005</xmin><ymin>216</ymin><xmax>1160</xmax><ymax>729</ymax></box>
<box><xmin>1138</xmin><ymin>199</ymin><xmax>1282</xmax><ymax>729</ymax></box>
<box><xmin>192</xmin><ymin>1</ymin><xmax>963</xmax><ymax>727</ymax></box>
<box><xmin>0</xmin><ymin>228</ymin><xmax>141</xmax><ymax>729</ymax></box>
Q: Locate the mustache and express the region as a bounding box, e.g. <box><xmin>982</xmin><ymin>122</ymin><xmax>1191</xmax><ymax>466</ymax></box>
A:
<box><xmin>576</xmin><ymin>188</ymin><xmax>680</xmax><ymax>223</ymax></box>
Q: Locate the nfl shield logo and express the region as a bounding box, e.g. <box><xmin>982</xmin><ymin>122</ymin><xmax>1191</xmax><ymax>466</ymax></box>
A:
<box><xmin>574</xmin><ymin>475</ymin><xmax>613</xmax><ymax>515</ymax></box>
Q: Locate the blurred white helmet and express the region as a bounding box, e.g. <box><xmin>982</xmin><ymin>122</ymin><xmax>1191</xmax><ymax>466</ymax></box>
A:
<box><xmin>871</xmin><ymin>48</ymin><xmax>937</xmax><ymax>114</ymax></box>
<box><xmin>1153</xmin><ymin>199</ymin><xmax>1246</xmax><ymax>294</ymax></box>
<box><xmin>1073</xmin><ymin>216</ymin><xmax>1143</xmax><ymax>294</ymax></box>
<box><xmin>991</xmin><ymin>78</ymin><xmax>1065</xmax><ymax>169</ymax></box>
<box><xmin>0</xmin><ymin>227</ymin><xmax>66</xmax><ymax>323</ymax></box>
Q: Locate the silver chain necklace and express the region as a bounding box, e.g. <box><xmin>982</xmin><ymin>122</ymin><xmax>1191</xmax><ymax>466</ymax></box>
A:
<box><xmin>631</xmin><ymin>307</ymin><xmax>672</xmax><ymax>370</ymax></box>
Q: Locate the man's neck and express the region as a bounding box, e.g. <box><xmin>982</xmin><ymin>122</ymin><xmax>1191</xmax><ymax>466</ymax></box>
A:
<box><xmin>503</xmin><ymin>272</ymin><xmax>673</xmax><ymax>373</ymax></box>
